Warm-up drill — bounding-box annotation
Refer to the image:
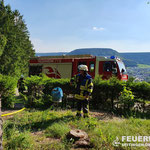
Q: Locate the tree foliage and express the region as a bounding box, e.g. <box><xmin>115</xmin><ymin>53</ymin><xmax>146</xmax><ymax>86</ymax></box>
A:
<box><xmin>0</xmin><ymin>74</ymin><xmax>17</xmax><ymax>108</ymax></box>
<box><xmin>0</xmin><ymin>34</ymin><xmax>7</xmax><ymax>56</ymax></box>
<box><xmin>0</xmin><ymin>1</ymin><xmax>35</xmax><ymax>77</ymax></box>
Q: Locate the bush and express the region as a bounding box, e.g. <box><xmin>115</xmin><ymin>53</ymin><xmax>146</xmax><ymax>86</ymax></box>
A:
<box><xmin>23</xmin><ymin>75</ymin><xmax>46</xmax><ymax>107</ymax></box>
<box><xmin>128</xmin><ymin>81</ymin><xmax>150</xmax><ymax>100</ymax></box>
<box><xmin>0</xmin><ymin>74</ymin><xmax>17</xmax><ymax>108</ymax></box>
<box><xmin>23</xmin><ymin>75</ymin><xmax>70</xmax><ymax>108</ymax></box>
<box><xmin>43</xmin><ymin>77</ymin><xmax>70</xmax><ymax>95</ymax></box>
<box><xmin>118</xmin><ymin>87</ymin><xmax>134</xmax><ymax>111</ymax></box>
<box><xmin>92</xmin><ymin>76</ymin><xmax>124</xmax><ymax>110</ymax></box>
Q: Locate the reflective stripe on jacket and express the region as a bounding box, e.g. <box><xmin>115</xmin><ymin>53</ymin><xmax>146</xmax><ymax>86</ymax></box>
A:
<box><xmin>70</xmin><ymin>73</ymin><xmax>93</xmax><ymax>100</ymax></box>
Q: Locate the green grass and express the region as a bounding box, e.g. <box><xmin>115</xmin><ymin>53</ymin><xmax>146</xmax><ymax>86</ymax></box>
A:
<box><xmin>137</xmin><ymin>64</ymin><xmax>150</xmax><ymax>68</ymax></box>
<box><xmin>3</xmin><ymin>122</ymin><xmax>35</xmax><ymax>150</ymax></box>
<box><xmin>3</xmin><ymin>109</ymin><xmax>150</xmax><ymax>150</ymax></box>
<box><xmin>45</xmin><ymin>122</ymin><xmax>70</xmax><ymax>138</ymax></box>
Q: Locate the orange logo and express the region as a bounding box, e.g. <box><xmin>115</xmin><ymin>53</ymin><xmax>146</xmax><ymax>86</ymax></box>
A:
<box><xmin>44</xmin><ymin>67</ymin><xmax>61</xmax><ymax>78</ymax></box>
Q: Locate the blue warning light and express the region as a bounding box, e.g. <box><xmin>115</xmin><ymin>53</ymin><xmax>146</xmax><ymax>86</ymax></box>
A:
<box><xmin>110</xmin><ymin>56</ymin><xmax>115</xmax><ymax>59</ymax></box>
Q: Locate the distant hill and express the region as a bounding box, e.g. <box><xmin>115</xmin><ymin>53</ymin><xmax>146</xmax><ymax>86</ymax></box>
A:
<box><xmin>121</xmin><ymin>52</ymin><xmax>150</xmax><ymax>65</ymax></box>
<box><xmin>121</xmin><ymin>58</ymin><xmax>137</xmax><ymax>67</ymax></box>
<box><xmin>67</xmin><ymin>48</ymin><xmax>120</xmax><ymax>56</ymax></box>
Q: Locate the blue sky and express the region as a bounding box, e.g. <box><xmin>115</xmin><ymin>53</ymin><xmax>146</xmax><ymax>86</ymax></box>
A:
<box><xmin>5</xmin><ymin>0</ymin><xmax>150</xmax><ymax>53</ymax></box>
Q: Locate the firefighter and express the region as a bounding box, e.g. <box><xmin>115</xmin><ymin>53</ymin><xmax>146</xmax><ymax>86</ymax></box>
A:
<box><xmin>17</xmin><ymin>75</ymin><xmax>25</xmax><ymax>94</ymax></box>
<box><xmin>70</xmin><ymin>65</ymin><xmax>93</xmax><ymax>118</ymax></box>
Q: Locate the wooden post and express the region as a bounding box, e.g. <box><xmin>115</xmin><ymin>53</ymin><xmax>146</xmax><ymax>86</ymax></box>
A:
<box><xmin>0</xmin><ymin>94</ymin><xmax>2</xmax><ymax>150</ymax></box>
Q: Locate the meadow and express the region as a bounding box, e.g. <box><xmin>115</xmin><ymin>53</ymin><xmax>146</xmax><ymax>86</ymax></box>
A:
<box><xmin>2</xmin><ymin>109</ymin><xmax>150</xmax><ymax>150</ymax></box>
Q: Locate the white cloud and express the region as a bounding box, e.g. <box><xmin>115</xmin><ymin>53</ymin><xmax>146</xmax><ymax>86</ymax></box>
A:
<box><xmin>92</xmin><ymin>26</ymin><xmax>105</xmax><ymax>31</ymax></box>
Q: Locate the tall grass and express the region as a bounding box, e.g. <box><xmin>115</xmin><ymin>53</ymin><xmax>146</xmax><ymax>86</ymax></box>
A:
<box><xmin>3</xmin><ymin>120</ymin><xmax>34</xmax><ymax>150</ymax></box>
<box><xmin>45</xmin><ymin>122</ymin><xmax>70</xmax><ymax>138</ymax></box>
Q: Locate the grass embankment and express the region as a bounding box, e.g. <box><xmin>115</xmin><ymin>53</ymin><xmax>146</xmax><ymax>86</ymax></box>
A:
<box><xmin>3</xmin><ymin>109</ymin><xmax>150</xmax><ymax>150</ymax></box>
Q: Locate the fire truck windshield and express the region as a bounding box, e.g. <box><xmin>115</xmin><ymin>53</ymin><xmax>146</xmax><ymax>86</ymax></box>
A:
<box><xmin>117</xmin><ymin>61</ymin><xmax>127</xmax><ymax>74</ymax></box>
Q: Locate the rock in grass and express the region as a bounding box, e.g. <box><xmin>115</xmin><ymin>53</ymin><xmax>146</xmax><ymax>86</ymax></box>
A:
<box><xmin>75</xmin><ymin>139</ymin><xmax>92</xmax><ymax>148</ymax></box>
<box><xmin>67</xmin><ymin>129</ymin><xmax>88</xmax><ymax>141</ymax></box>
<box><xmin>67</xmin><ymin>129</ymin><xmax>92</xmax><ymax>148</ymax></box>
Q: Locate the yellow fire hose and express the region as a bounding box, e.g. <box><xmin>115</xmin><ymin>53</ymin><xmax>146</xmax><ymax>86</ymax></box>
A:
<box><xmin>1</xmin><ymin>107</ymin><xmax>26</xmax><ymax>117</ymax></box>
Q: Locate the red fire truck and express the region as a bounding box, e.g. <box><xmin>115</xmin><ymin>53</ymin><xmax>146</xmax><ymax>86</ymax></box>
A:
<box><xmin>29</xmin><ymin>55</ymin><xmax>128</xmax><ymax>81</ymax></box>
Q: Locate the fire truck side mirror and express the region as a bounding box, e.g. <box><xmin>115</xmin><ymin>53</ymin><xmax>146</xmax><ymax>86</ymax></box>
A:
<box><xmin>121</xmin><ymin>69</ymin><xmax>125</xmax><ymax>73</ymax></box>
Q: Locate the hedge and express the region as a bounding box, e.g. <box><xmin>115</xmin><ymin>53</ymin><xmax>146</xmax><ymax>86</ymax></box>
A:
<box><xmin>1</xmin><ymin>73</ymin><xmax>150</xmax><ymax>113</ymax></box>
<box><xmin>20</xmin><ymin>75</ymin><xmax>150</xmax><ymax>113</ymax></box>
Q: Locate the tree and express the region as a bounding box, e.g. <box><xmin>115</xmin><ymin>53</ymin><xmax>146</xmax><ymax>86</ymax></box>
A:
<box><xmin>0</xmin><ymin>1</ymin><xmax>35</xmax><ymax>77</ymax></box>
<box><xmin>0</xmin><ymin>1</ymin><xmax>35</xmax><ymax>149</ymax></box>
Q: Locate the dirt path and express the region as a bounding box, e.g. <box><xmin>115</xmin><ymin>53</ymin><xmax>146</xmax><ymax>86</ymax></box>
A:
<box><xmin>90</xmin><ymin>110</ymin><xmax>123</xmax><ymax>121</ymax></box>
<box><xmin>1</xmin><ymin>108</ymin><xmax>123</xmax><ymax>122</ymax></box>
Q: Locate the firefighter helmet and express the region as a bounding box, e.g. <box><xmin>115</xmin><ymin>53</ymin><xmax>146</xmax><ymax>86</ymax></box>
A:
<box><xmin>21</xmin><ymin>75</ymin><xmax>24</xmax><ymax>78</ymax></box>
<box><xmin>78</xmin><ymin>65</ymin><xmax>88</xmax><ymax>72</ymax></box>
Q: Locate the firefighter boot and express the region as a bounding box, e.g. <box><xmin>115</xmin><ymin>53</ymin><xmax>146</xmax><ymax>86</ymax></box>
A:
<box><xmin>83</xmin><ymin>99</ymin><xmax>89</xmax><ymax>118</ymax></box>
<box><xmin>76</xmin><ymin>100</ymin><xmax>82</xmax><ymax>117</ymax></box>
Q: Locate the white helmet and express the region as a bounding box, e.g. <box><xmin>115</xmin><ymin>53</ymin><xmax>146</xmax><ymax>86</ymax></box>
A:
<box><xmin>21</xmin><ymin>75</ymin><xmax>24</xmax><ymax>78</ymax></box>
<box><xmin>78</xmin><ymin>65</ymin><xmax>88</xmax><ymax>72</ymax></box>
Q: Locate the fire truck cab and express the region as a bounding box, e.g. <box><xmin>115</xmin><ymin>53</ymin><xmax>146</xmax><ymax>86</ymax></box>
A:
<box><xmin>29</xmin><ymin>55</ymin><xmax>128</xmax><ymax>81</ymax></box>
